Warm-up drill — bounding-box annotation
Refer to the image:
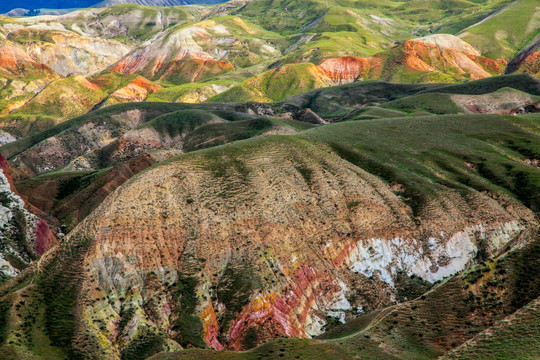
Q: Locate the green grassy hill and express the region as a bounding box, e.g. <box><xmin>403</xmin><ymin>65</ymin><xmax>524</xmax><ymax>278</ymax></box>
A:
<box><xmin>458</xmin><ymin>0</ymin><xmax>540</xmax><ymax>59</ymax></box>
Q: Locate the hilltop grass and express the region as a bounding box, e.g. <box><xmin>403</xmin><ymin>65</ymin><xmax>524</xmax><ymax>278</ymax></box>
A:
<box><xmin>210</xmin><ymin>63</ymin><xmax>330</xmax><ymax>103</ymax></box>
<box><xmin>148</xmin><ymin>80</ymin><xmax>235</xmax><ymax>103</ymax></box>
<box><xmin>141</xmin><ymin>109</ymin><xmax>224</xmax><ymax>138</ymax></box>
<box><xmin>380</xmin><ymin>93</ymin><xmax>463</xmax><ymax>115</ymax></box>
<box><xmin>300</xmin><ymin>114</ymin><xmax>540</xmax><ymax>212</ymax></box>
<box><xmin>89</xmin><ymin>73</ymin><xmax>140</xmax><ymax>94</ymax></box>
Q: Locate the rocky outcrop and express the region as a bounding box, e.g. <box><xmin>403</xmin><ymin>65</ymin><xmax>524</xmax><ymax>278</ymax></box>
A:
<box><xmin>449</xmin><ymin>88</ymin><xmax>540</xmax><ymax>114</ymax></box>
<box><xmin>0</xmin><ymin>40</ymin><xmax>57</xmax><ymax>79</ymax></box>
<box><xmin>318</xmin><ymin>56</ymin><xmax>371</xmax><ymax>84</ymax></box>
<box><xmin>6</xmin><ymin>29</ymin><xmax>133</xmax><ymax>76</ymax></box>
<box><xmin>0</xmin><ymin>154</ymin><xmax>55</xmax><ymax>282</ymax></box>
<box><xmin>327</xmin><ymin>221</ymin><xmax>524</xmax><ymax>285</ymax></box>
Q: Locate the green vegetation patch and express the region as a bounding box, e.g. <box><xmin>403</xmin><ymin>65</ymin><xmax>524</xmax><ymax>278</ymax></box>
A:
<box><xmin>37</xmin><ymin>236</ymin><xmax>98</xmax><ymax>358</ymax></box>
<box><xmin>170</xmin><ymin>275</ymin><xmax>206</xmax><ymax>349</ymax></box>
<box><xmin>215</xmin><ymin>263</ymin><xmax>262</xmax><ymax>339</ymax></box>
<box><xmin>121</xmin><ymin>328</ymin><xmax>167</xmax><ymax>360</ymax></box>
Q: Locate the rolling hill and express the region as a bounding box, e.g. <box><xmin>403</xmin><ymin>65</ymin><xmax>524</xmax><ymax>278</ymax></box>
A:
<box><xmin>0</xmin><ymin>0</ymin><xmax>538</xmax><ymax>140</ymax></box>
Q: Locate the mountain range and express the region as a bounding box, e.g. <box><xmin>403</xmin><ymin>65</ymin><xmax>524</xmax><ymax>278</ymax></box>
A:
<box><xmin>0</xmin><ymin>0</ymin><xmax>538</xmax><ymax>359</ymax></box>
<box><xmin>0</xmin><ymin>0</ymin><xmax>226</xmax><ymax>14</ymax></box>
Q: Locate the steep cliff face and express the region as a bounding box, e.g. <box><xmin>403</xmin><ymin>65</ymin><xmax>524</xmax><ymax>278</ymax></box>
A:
<box><xmin>320</xmin><ymin>34</ymin><xmax>503</xmax><ymax>83</ymax></box>
<box><xmin>53</xmin><ymin>111</ymin><xmax>538</xmax><ymax>358</ymax></box>
<box><xmin>0</xmin><ymin>154</ymin><xmax>55</xmax><ymax>282</ymax></box>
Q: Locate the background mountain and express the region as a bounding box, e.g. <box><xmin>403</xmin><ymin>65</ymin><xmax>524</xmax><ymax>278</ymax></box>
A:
<box><xmin>0</xmin><ymin>1</ymin><xmax>95</xmax><ymax>14</ymax></box>
<box><xmin>0</xmin><ymin>0</ymin><xmax>226</xmax><ymax>14</ymax></box>
<box><xmin>94</xmin><ymin>0</ymin><xmax>225</xmax><ymax>7</ymax></box>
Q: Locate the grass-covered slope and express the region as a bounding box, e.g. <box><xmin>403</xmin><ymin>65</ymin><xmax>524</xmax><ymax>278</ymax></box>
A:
<box><xmin>302</xmin><ymin>113</ymin><xmax>540</xmax><ymax>212</ymax></box>
<box><xmin>458</xmin><ymin>0</ymin><xmax>540</xmax><ymax>59</ymax></box>
<box><xmin>210</xmin><ymin>63</ymin><xmax>332</xmax><ymax>103</ymax></box>
<box><xmin>231</xmin><ymin>0</ymin><xmax>515</xmax><ymax>63</ymax></box>
<box><xmin>1</xmin><ymin>76</ymin><xmax>106</xmax><ymax>137</ymax></box>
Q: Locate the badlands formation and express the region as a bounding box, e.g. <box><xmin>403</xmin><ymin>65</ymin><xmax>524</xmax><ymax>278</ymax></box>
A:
<box><xmin>0</xmin><ymin>0</ymin><xmax>538</xmax><ymax>359</ymax></box>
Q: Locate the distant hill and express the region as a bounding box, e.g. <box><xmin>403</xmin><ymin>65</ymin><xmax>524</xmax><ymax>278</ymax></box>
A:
<box><xmin>0</xmin><ymin>1</ymin><xmax>96</xmax><ymax>13</ymax></box>
<box><xmin>3</xmin><ymin>8</ymin><xmax>78</xmax><ymax>16</ymax></box>
<box><xmin>94</xmin><ymin>0</ymin><xmax>225</xmax><ymax>7</ymax></box>
<box><xmin>0</xmin><ymin>0</ymin><xmax>225</xmax><ymax>14</ymax></box>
